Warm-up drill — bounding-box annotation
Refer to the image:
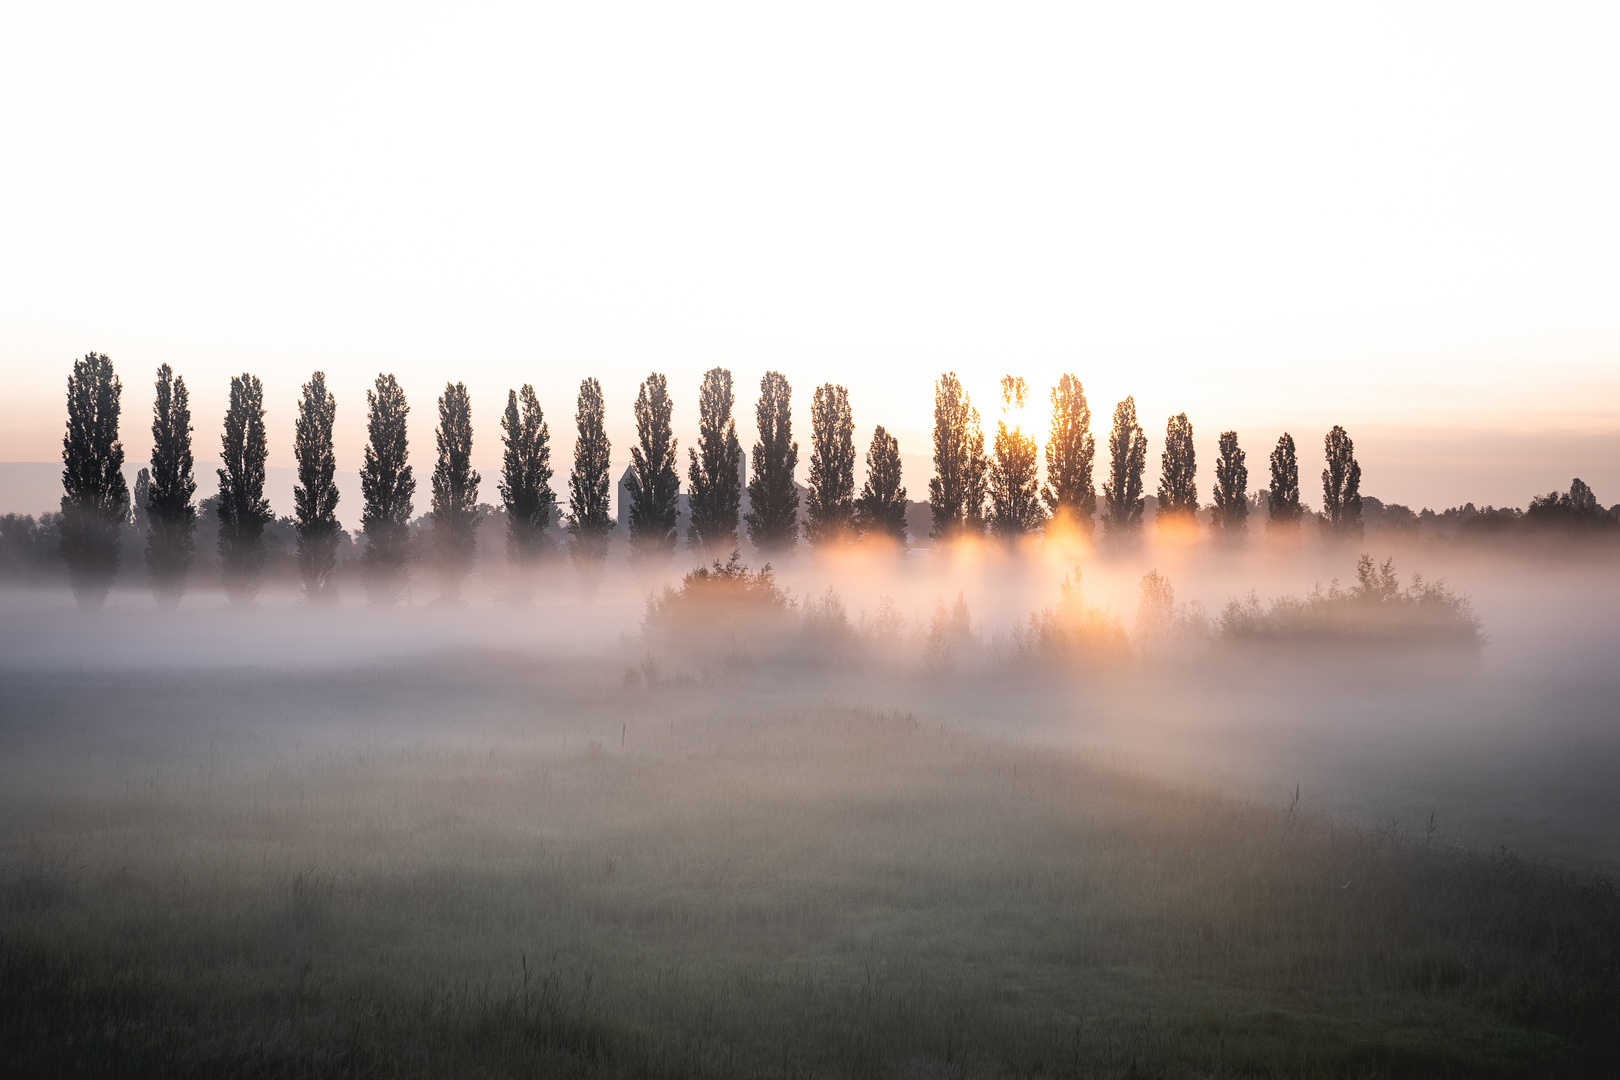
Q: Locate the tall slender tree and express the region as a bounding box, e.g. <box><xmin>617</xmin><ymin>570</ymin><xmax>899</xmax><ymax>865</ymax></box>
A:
<box><xmin>59</xmin><ymin>352</ymin><xmax>130</xmax><ymax>608</ymax></box>
<box><xmin>132</xmin><ymin>469</ymin><xmax>150</xmax><ymax>537</ymax></box>
<box><xmin>855</xmin><ymin>425</ymin><xmax>908</xmax><ymax>544</ymax></box>
<box><xmin>1210</xmin><ymin>430</ymin><xmax>1248</xmax><ymax>539</ymax></box>
<box><xmin>1101</xmin><ymin>397</ymin><xmax>1147</xmax><ymax>540</ymax></box>
<box><xmin>1322</xmin><ymin>425</ymin><xmax>1362</xmax><ymax>538</ymax></box>
<box><xmin>1041</xmin><ymin>374</ymin><xmax>1095</xmax><ymax>535</ymax></box>
<box><xmin>745</xmin><ymin>371</ymin><xmax>799</xmax><ymax>553</ymax></box>
<box><xmin>624</xmin><ymin>372</ymin><xmax>679</xmax><ymax>564</ymax></box>
<box><xmin>565</xmin><ymin>377</ymin><xmax>614</xmax><ymax>570</ymax></box>
<box><xmin>293</xmin><ymin>371</ymin><xmax>341</xmax><ymax>603</ymax></box>
<box><xmin>1267</xmin><ymin>433</ymin><xmax>1301</xmax><ymax>531</ymax></box>
<box><xmin>360</xmin><ymin>373</ymin><xmax>415</xmax><ymax>604</ymax></box>
<box><xmin>1156</xmin><ymin>412</ymin><xmax>1198</xmax><ymax>531</ymax></box>
<box><xmin>217</xmin><ymin>373</ymin><xmax>272</xmax><ymax>604</ymax></box>
<box><xmin>687</xmin><ymin>367</ymin><xmax>743</xmax><ymax>556</ymax></box>
<box><xmin>429</xmin><ymin>382</ymin><xmax>481</xmax><ymax>601</ymax></box>
<box><xmin>498</xmin><ymin>384</ymin><xmax>555</xmax><ymax>566</ymax></box>
<box><xmin>989</xmin><ymin>376</ymin><xmax>1044</xmax><ymax>538</ymax></box>
<box><xmin>145</xmin><ymin>363</ymin><xmax>196</xmax><ymax>605</ymax></box>
<box><xmin>928</xmin><ymin>372</ymin><xmax>989</xmax><ymax>539</ymax></box>
<box><xmin>805</xmin><ymin>383</ymin><xmax>856</xmax><ymax>545</ymax></box>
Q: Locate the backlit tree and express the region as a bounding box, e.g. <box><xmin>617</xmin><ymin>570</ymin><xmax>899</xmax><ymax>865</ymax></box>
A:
<box><xmin>745</xmin><ymin>371</ymin><xmax>799</xmax><ymax>553</ymax></box>
<box><xmin>145</xmin><ymin>363</ymin><xmax>197</xmax><ymax>605</ymax></box>
<box><xmin>989</xmin><ymin>376</ymin><xmax>1044</xmax><ymax>538</ymax></box>
<box><xmin>855</xmin><ymin>425</ymin><xmax>908</xmax><ymax>544</ymax></box>
<box><xmin>293</xmin><ymin>371</ymin><xmax>341</xmax><ymax>603</ymax></box>
<box><xmin>1041</xmin><ymin>374</ymin><xmax>1095</xmax><ymax>535</ymax></box>
<box><xmin>624</xmin><ymin>372</ymin><xmax>679</xmax><ymax>564</ymax></box>
<box><xmin>1101</xmin><ymin>397</ymin><xmax>1147</xmax><ymax>541</ymax></box>
<box><xmin>217</xmin><ymin>373</ymin><xmax>272</xmax><ymax>604</ymax></box>
<box><xmin>59</xmin><ymin>352</ymin><xmax>129</xmax><ymax>608</ymax></box>
<box><xmin>429</xmin><ymin>381</ymin><xmax>481</xmax><ymax>601</ymax></box>
<box><xmin>687</xmin><ymin>367</ymin><xmax>743</xmax><ymax>556</ymax></box>
<box><xmin>805</xmin><ymin>383</ymin><xmax>856</xmax><ymax>545</ymax></box>
<box><xmin>360</xmin><ymin>373</ymin><xmax>415</xmax><ymax>604</ymax></box>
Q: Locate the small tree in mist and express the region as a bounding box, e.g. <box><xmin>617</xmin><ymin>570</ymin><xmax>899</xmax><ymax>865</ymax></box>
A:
<box><xmin>360</xmin><ymin>373</ymin><xmax>415</xmax><ymax>604</ymax></box>
<box><xmin>293</xmin><ymin>371</ymin><xmax>341</xmax><ymax>603</ymax></box>
<box><xmin>1268</xmin><ymin>433</ymin><xmax>1301</xmax><ymax>531</ymax></box>
<box><xmin>565</xmin><ymin>377</ymin><xmax>614</xmax><ymax>572</ymax></box>
<box><xmin>805</xmin><ymin>383</ymin><xmax>856</xmax><ymax>545</ymax></box>
<box><xmin>625</xmin><ymin>372</ymin><xmax>679</xmax><ymax>564</ymax></box>
<box><xmin>745</xmin><ymin>370</ymin><xmax>799</xmax><ymax>553</ymax></box>
<box><xmin>217</xmin><ymin>373</ymin><xmax>272</xmax><ymax>604</ymax></box>
<box><xmin>989</xmin><ymin>376</ymin><xmax>1045</xmax><ymax>539</ymax></box>
<box><xmin>132</xmin><ymin>469</ymin><xmax>150</xmax><ymax>537</ymax></box>
<box><xmin>1101</xmin><ymin>397</ymin><xmax>1147</xmax><ymax>541</ymax></box>
<box><xmin>1042</xmin><ymin>374</ymin><xmax>1095</xmax><ymax>535</ymax></box>
<box><xmin>1322</xmin><ymin>425</ymin><xmax>1362</xmax><ymax>538</ymax></box>
<box><xmin>1156</xmin><ymin>412</ymin><xmax>1198</xmax><ymax>532</ymax></box>
<box><xmin>429</xmin><ymin>381</ymin><xmax>481</xmax><ymax>601</ymax></box>
<box><xmin>1210</xmin><ymin>430</ymin><xmax>1248</xmax><ymax>539</ymax></box>
<box><xmin>855</xmin><ymin>425</ymin><xmax>908</xmax><ymax>544</ymax></box>
<box><xmin>59</xmin><ymin>352</ymin><xmax>130</xmax><ymax>608</ymax></box>
<box><xmin>144</xmin><ymin>363</ymin><xmax>196</xmax><ymax>605</ymax></box>
<box><xmin>687</xmin><ymin>367</ymin><xmax>743</xmax><ymax>556</ymax></box>
<box><xmin>498</xmin><ymin>384</ymin><xmax>555</xmax><ymax>567</ymax></box>
<box><xmin>929</xmin><ymin>372</ymin><xmax>989</xmax><ymax>540</ymax></box>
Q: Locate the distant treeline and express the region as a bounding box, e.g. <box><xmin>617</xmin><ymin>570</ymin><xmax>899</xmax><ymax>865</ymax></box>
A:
<box><xmin>9</xmin><ymin>352</ymin><xmax>1617</xmax><ymax>607</ymax></box>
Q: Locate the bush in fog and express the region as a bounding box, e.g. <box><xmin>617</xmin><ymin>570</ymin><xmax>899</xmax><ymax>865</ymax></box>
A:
<box><xmin>922</xmin><ymin>593</ymin><xmax>976</xmax><ymax>674</ymax></box>
<box><xmin>1527</xmin><ymin>478</ymin><xmax>1617</xmax><ymax>532</ymax></box>
<box><xmin>989</xmin><ymin>376</ymin><xmax>1045</xmax><ymax>539</ymax></box>
<box><xmin>1218</xmin><ymin>554</ymin><xmax>1483</xmax><ymax>647</ymax></box>
<box><xmin>1133</xmin><ymin>569</ymin><xmax>1208</xmax><ymax>655</ymax></box>
<box><xmin>1041</xmin><ymin>374</ymin><xmax>1096</xmax><ymax>536</ymax></box>
<box><xmin>643</xmin><ymin>552</ymin><xmax>794</xmax><ymax>658</ymax></box>
<box><xmin>59</xmin><ymin>352</ymin><xmax>130</xmax><ymax>608</ymax></box>
<box><xmin>428</xmin><ymin>381</ymin><xmax>481</xmax><ymax>602</ymax></box>
<box><xmin>854</xmin><ymin>425</ymin><xmax>908</xmax><ymax>544</ymax></box>
<box><xmin>804</xmin><ymin>383</ymin><xmax>856</xmax><ymax>545</ymax></box>
<box><xmin>565</xmin><ymin>378</ymin><xmax>614</xmax><ymax>578</ymax></box>
<box><xmin>625</xmin><ymin>371</ymin><xmax>680</xmax><ymax>566</ymax></box>
<box><xmin>1321</xmin><ymin>425</ymin><xmax>1363</xmax><ymax>539</ymax></box>
<box><xmin>1267</xmin><ymin>432</ymin><xmax>1302</xmax><ymax>533</ymax></box>
<box><xmin>217</xmin><ymin>373</ymin><xmax>273</xmax><ymax>603</ymax></box>
<box><xmin>144</xmin><ymin>363</ymin><xmax>198</xmax><ymax>605</ymax></box>
<box><xmin>0</xmin><ymin>513</ymin><xmax>64</xmax><ymax>583</ymax></box>
<box><xmin>1013</xmin><ymin>569</ymin><xmax>1127</xmax><ymax>665</ymax></box>
<box><xmin>928</xmin><ymin>372</ymin><xmax>988</xmax><ymax>540</ymax></box>
<box><xmin>1155</xmin><ymin>412</ymin><xmax>1198</xmax><ymax>534</ymax></box>
<box><xmin>1101</xmin><ymin>396</ymin><xmax>1146</xmax><ymax>543</ymax></box>
<box><xmin>745</xmin><ymin>371</ymin><xmax>800</xmax><ymax>553</ymax></box>
<box><xmin>800</xmin><ymin>586</ymin><xmax>856</xmax><ymax>654</ymax></box>
<box><xmin>293</xmin><ymin>371</ymin><xmax>342</xmax><ymax>603</ymax></box>
<box><xmin>1210</xmin><ymin>430</ymin><xmax>1248</xmax><ymax>541</ymax></box>
<box><xmin>686</xmin><ymin>367</ymin><xmax>743</xmax><ymax>556</ymax></box>
<box><xmin>360</xmin><ymin>373</ymin><xmax>416</xmax><ymax>604</ymax></box>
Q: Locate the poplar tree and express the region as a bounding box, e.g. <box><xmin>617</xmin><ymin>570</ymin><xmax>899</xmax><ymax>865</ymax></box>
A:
<box><xmin>1156</xmin><ymin>412</ymin><xmax>1198</xmax><ymax>530</ymax></box>
<box><xmin>687</xmin><ymin>367</ymin><xmax>743</xmax><ymax>556</ymax></box>
<box><xmin>805</xmin><ymin>383</ymin><xmax>856</xmax><ymax>545</ymax></box>
<box><xmin>498</xmin><ymin>384</ymin><xmax>555</xmax><ymax>565</ymax></box>
<box><xmin>59</xmin><ymin>352</ymin><xmax>130</xmax><ymax>608</ymax></box>
<box><xmin>293</xmin><ymin>371</ymin><xmax>341</xmax><ymax>603</ymax></box>
<box><xmin>132</xmin><ymin>469</ymin><xmax>150</xmax><ymax>537</ymax></box>
<box><xmin>1210</xmin><ymin>430</ymin><xmax>1248</xmax><ymax>538</ymax></box>
<box><xmin>1322</xmin><ymin>425</ymin><xmax>1363</xmax><ymax>538</ymax></box>
<box><xmin>624</xmin><ymin>372</ymin><xmax>679</xmax><ymax>564</ymax></box>
<box><xmin>989</xmin><ymin>376</ymin><xmax>1044</xmax><ymax>538</ymax></box>
<box><xmin>565</xmin><ymin>377</ymin><xmax>614</xmax><ymax>569</ymax></box>
<box><xmin>360</xmin><ymin>373</ymin><xmax>415</xmax><ymax>604</ymax></box>
<box><xmin>928</xmin><ymin>372</ymin><xmax>988</xmax><ymax>539</ymax></box>
<box><xmin>855</xmin><ymin>425</ymin><xmax>908</xmax><ymax>544</ymax></box>
<box><xmin>429</xmin><ymin>382</ymin><xmax>481</xmax><ymax>601</ymax></box>
<box><xmin>145</xmin><ymin>363</ymin><xmax>196</xmax><ymax>605</ymax></box>
<box><xmin>745</xmin><ymin>370</ymin><xmax>799</xmax><ymax>553</ymax></box>
<box><xmin>1041</xmin><ymin>374</ymin><xmax>1095</xmax><ymax>535</ymax></box>
<box><xmin>217</xmin><ymin>373</ymin><xmax>272</xmax><ymax>604</ymax></box>
<box><xmin>1101</xmin><ymin>397</ymin><xmax>1147</xmax><ymax>540</ymax></box>
<box><xmin>1267</xmin><ymin>433</ymin><xmax>1302</xmax><ymax>530</ymax></box>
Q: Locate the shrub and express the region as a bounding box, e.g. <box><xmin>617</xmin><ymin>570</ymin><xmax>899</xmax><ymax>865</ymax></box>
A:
<box><xmin>643</xmin><ymin>552</ymin><xmax>794</xmax><ymax>658</ymax></box>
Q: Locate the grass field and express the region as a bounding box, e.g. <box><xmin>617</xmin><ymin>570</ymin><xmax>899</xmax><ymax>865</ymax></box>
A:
<box><xmin>2</xmin><ymin>654</ymin><xmax>1617</xmax><ymax>1079</ymax></box>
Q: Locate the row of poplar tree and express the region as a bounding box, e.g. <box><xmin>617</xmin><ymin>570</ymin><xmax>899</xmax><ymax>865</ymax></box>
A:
<box><xmin>55</xmin><ymin>352</ymin><xmax>1363</xmax><ymax>608</ymax></box>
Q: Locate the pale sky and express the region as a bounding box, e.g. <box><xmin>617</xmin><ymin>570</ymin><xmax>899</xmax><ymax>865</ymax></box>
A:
<box><xmin>3</xmin><ymin>1</ymin><xmax>1618</xmax><ymax>512</ymax></box>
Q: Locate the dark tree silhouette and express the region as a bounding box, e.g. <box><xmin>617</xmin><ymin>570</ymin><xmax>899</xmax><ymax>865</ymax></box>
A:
<box><xmin>217</xmin><ymin>373</ymin><xmax>272</xmax><ymax>604</ymax></box>
<box><xmin>1101</xmin><ymin>397</ymin><xmax>1147</xmax><ymax>540</ymax></box>
<box><xmin>429</xmin><ymin>381</ymin><xmax>481</xmax><ymax>601</ymax></box>
<box><xmin>1267</xmin><ymin>433</ymin><xmax>1301</xmax><ymax>530</ymax></box>
<box><xmin>1156</xmin><ymin>412</ymin><xmax>1198</xmax><ymax>531</ymax></box>
<box><xmin>293</xmin><ymin>371</ymin><xmax>341</xmax><ymax>603</ymax></box>
<box><xmin>1210</xmin><ymin>430</ymin><xmax>1248</xmax><ymax>539</ymax></box>
<box><xmin>132</xmin><ymin>468</ymin><xmax>150</xmax><ymax>537</ymax></box>
<box><xmin>745</xmin><ymin>371</ymin><xmax>799</xmax><ymax>553</ymax></box>
<box><xmin>687</xmin><ymin>367</ymin><xmax>743</xmax><ymax>556</ymax></box>
<box><xmin>1041</xmin><ymin>374</ymin><xmax>1095</xmax><ymax>535</ymax></box>
<box><xmin>145</xmin><ymin>363</ymin><xmax>196</xmax><ymax>605</ymax></box>
<box><xmin>805</xmin><ymin>383</ymin><xmax>856</xmax><ymax>545</ymax></box>
<box><xmin>498</xmin><ymin>384</ymin><xmax>555</xmax><ymax>566</ymax></box>
<box><xmin>360</xmin><ymin>373</ymin><xmax>415</xmax><ymax>604</ymax></box>
<box><xmin>59</xmin><ymin>352</ymin><xmax>130</xmax><ymax>608</ymax></box>
<box><xmin>989</xmin><ymin>376</ymin><xmax>1044</xmax><ymax>538</ymax></box>
<box><xmin>1527</xmin><ymin>478</ymin><xmax>1616</xmax><ymax>529</ymax></box>
<box><xmin>624</xmin><ymin>372</ymin><xmax>679</xmax><ymax>564</ymax></box>
<box><xmin>1322</xmin><ymin>425</ymin><xmax>1362</xmax><ymax>538</ymax></box>
<box><xmin>855</xmin><ymin>425</ymin><xmax>907</xmax><ymax>544</ymax></box>
<box><xmin>929</xmin><ymin>372</ymin><xmax>988</xmax><ymax>539</ymax></box>
<box><xmin>565</xmin><ymin>377</ymin><xmax>614</xmax><ymax>570</ymax></box>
